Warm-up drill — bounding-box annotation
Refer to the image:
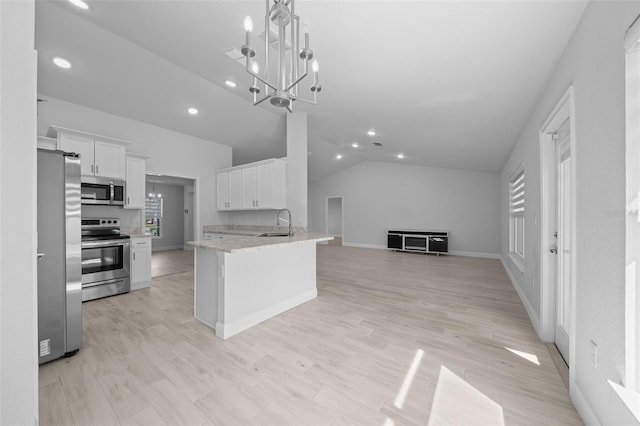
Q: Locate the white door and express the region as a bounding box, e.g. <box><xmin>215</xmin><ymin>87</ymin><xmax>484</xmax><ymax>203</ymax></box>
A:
<box><xmin>554</xmin><ymin>119</ymin><xmax>572</xmax><ymax>363</ymax></box>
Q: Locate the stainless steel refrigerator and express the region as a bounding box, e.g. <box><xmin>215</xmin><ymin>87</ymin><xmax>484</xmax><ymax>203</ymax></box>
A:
<box><xmin>37</xmin><ymin>149</ymin><xmax>82</xmax><ymax>364</ymax></box>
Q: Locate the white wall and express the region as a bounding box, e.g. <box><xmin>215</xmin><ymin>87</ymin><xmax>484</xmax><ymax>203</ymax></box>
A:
<box><xmin>500</xmin><ymin>2</ymin><xmax>640</xmax><ymax>424</ymax></box>
<box><xmin>0</xmin><ymin>0</ymin><xmax>39</xmax><ymax>424</ymax></box>
<box><xmin>227</xmin><ymin>111</ymin><xmax>309</xmax><ymax>230</ymax></box>
<box><xmin>145</xmin><ymin>182</ymin><xmax>184</xmax><ymax>251</ymax></box>
<box><xmin>327</xmin><ymin>197</ymin><xmax>342</xmax><ymax>236</ymax></box>
<box><xmin>309</xmin><ymin>161</ymin><xmax>500</xmax><ymax>256</ymax></box>
<box><xmin>37</xmin><ymin>96</ymin><xmax>233</xmax><ymax>238</ymax></box>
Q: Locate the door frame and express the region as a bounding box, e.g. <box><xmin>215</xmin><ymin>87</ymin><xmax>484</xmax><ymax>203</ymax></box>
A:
<box><xmin>539</xmin><ymin>86</ymin><xmax>577</xmax><ymax>373</ymax></box>
<box><xmin>146</xmin><ymin>171</ymin><xmax>199</xmax><ymax>247</ymax></box>
<box><xmin>183</xmin><ymin>185</ymin><xmax>195</xmax><ymax>250</ymax></box>
<box><xmin>325</xmin><ymin>195</ymin><xmax>344</xmax><ymax>238</ymax></box>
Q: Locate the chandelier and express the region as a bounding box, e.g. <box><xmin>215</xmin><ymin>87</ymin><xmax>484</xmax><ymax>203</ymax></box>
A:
<box><xmin>241</xmin><ymin>0</ymin><xmax>321</xmax><ymax>112</ymax></box>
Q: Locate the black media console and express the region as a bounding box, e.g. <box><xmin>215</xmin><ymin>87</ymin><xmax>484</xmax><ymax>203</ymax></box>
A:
<box><xmin>387</xmin><ymin>230</ymin><xmax>449</xmax><ymax>255</ymax></box>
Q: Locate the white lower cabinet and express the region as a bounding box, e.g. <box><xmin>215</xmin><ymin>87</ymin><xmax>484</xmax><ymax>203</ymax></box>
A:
<box><xmin>131</xmin><ymin>237</ymin><xmax>152</xmax><ymax>290</ymax></box>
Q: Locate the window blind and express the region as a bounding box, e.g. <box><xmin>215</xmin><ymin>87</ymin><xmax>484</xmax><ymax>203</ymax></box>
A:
<box><xmin>510</xmin><ymin>169</ymin><xmax>525</xmax><ymax>215</ymax></box>
<box><xmin>145</xmin><ymin>198</ymin><xmax>163</xmax><ymax>219</ymax></box>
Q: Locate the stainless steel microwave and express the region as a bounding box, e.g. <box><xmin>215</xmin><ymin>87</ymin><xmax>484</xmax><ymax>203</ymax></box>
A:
<box><xmin>81</xmin><ymin>179</ymin><xmax>125</xmax><ymax>206</ymax></box>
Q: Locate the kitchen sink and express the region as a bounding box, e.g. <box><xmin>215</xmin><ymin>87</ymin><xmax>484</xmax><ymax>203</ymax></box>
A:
<box><xmin>256</xmin><ymin>232</ymin><xmax>293</xmax><ymax>237</ymax></box>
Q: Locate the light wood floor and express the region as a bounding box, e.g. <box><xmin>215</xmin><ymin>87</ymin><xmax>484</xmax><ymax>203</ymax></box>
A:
<box><xmin>39</xmin><ymin>245</ymin><xmax>582</xmax><ymax>425</ymax></box>
<box><xmin>151</xmin><ymin>249</ymin><xmax>194</xmax><ymax>278</ymax></box>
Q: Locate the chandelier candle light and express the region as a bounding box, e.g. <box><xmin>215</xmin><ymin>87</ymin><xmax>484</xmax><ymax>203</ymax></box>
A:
<box><xmin>241</xmin><ymin>0</ymin><xmax>321</xmax><ymax>112</ymax></box>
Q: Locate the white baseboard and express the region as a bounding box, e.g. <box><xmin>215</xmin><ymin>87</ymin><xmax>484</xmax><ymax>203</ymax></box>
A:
<box><xmin>215</xmin><ymin>288</ymin><xmax>317</xmax><ymax>340</ymax></box>
<box><xmin>500</xmin><ymin>255</ymin><xmax>542</xmax><ymax>337</ymax></box>
<box><xmin>194</xmin><ymin>314</ymin><xmax>216</xmax><ymax>329</ymax></box>
<box><xmin>342</xmin><ymin>243</ymin><xmax>499</xmax><ymax>259</ymax></box>
<box><xmin>571</xmin><ymin>382</ymin><xmax>601</xmax><ymax>425</ymax></box>
<box><xmin>130</xmin><ymin>281</ymin><xmax>151</xmax><ymax>291</ymax></box>
<box><xmin>449</xmin><ymin>250</ymin><xmax>501</xmax><ymax>259</ymax></box>
<box><xmin>342</xmin><ymin>242</ymin><xmax>387</xmax><ymax>250</ymax></box>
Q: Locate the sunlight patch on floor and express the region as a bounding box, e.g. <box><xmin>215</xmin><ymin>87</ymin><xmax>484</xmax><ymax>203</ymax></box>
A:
<box><xmin>505</xmin><ymin>347</ymin><xmax>540</xmax><ymax>365</ymax></box>
<box><xmin>427</xmin><ymin>365</ymin><xmax>504</xmax><ymax>426</ymax></box>
<box><xmin>394</xmin><ymin>349</ymin><xmax>424</xmax><ymax>409</ymax></box>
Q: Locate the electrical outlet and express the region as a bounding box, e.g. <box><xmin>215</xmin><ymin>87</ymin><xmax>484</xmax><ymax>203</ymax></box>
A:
<box><xmin>590</xmin><ymin>340</ymin><xmax>598</xmax><ymax>367</ymax></box>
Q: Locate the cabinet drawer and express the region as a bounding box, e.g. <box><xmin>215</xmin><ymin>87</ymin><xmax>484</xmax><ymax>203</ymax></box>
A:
<box><xmin>132</xmin><ymin>238</ymin><xmax>151</xmax><ymax>248</ymax></box>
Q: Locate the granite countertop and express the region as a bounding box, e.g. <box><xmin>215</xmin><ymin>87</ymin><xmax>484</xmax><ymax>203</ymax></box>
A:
<box><xmin>203</xmin><ymin>224</ymin><xmax>307</xmax><ymax>237</ymax></box>
<box><xmin>120</xmin><ymin>228</ymin><xmax>153</xmax><ymax>239</ymax></box>
<box><xmin>189</xmin><ymin>232</ymin><xmax>333</xmax><ymax>253</ymax></box>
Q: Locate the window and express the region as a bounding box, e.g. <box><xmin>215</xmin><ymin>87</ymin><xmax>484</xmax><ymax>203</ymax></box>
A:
<box><xmin>509</xmin><ymin>165</ymin><xmax>525</xmax><ymax>270</ymax></box>
<box><xmin>145</xmin><ymin>196</ymin><xmax>163</xmax><ymax>237</ymax></box>
<box><xmin>623</xmin><ymin>14</ymin><xmax>640</xmax><ymax>404</ymax></box>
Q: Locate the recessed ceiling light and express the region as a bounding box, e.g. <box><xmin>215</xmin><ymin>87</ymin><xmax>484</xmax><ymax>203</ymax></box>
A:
<box><xmin>397</xmin><ymin>153</ymin><xmax>405</xmax><ymax>159</ymax></box>
<box><xmin>367</xmin><ymin>130</ymin><xmax>376</xmax><ymax>136</ymax></box>
<box><xmin>187</xmin><ymin>107</ymin><xmax>199</xmax><ymax>115</ymax></box>
<box><xmin>225</xmin><ymin>80</ymin><xmax>237</xmax><ymax>88</ymax></box>
<box><xmin>69</xmin><ymin>0</ymin><xmax>89</xmax><ymax>10</ymax></box>
<box><xmin>336</xmin><ymin>154</ymin><xmax>343</xmax><ymax>160</ymax></box>
<box><xmin>351</xmin><ymin>142</ymin><xmax>359</xmax><ymax>148</ymax></box>
<box><xmin>53</xmin><ymin>57</ymin><xmax>72</xmax><ymax>69</ymax></box>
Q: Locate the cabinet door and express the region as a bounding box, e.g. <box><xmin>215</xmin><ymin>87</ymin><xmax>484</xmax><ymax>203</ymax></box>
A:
<box><xmin>217</xmin><ymin>172</ymin><xmax>229</xmax><ymax>210</ymax></box>
<box><xmin>125</xmin><ymin>156</ymin><xmax>146</xmax><ymax>209</ymax></box>
<box><xmin>228</xmin><ymin>169</ymin><xmax>242</xmax><ymax>210</ymax></box>
<box><xmin>131</xmin><ymin>239</ymin><xmax>152</xmax><ymax>287</ymax></box>
<box><xmin>59</xmin><ymin>133</ymin><xmax>95</xmax><ymax>176</ymax></box>
<box><xmin>242</xmin><ymin>167</ymin><xmax>257</xmax><ymax>209</ymax></box>
<box><xmin>94</xmin><ymin>141</ymin><xmax>126</xmax><ymax>179</ymax></box>
<box><xmin>256</xmin><ymin>163</ymin><xmax>273</xmax><ymax>209</ymax></box>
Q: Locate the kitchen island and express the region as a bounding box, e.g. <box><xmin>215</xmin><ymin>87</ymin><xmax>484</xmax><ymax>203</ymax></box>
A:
<box><xmin>189</xmin><ymin>232</ymin><xmax>332</xmax><ymax>339</ymax></box>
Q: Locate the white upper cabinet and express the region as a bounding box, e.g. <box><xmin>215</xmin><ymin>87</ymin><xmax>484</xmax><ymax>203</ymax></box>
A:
<box><xmin>125</xmin><ymin>153</ymin><xmax>148</xmax><ymax>209</ymax></box>
<box><xmin>229</xmin><ymin>169</ymin><xmax>242</xmax><ymax>210</ymax></box>
<box><xmin>52</xmin><ymin>126</ymin><xmax>129</xmax><ymax>180</ymax></box>
<box><xmin>59</xmin><ymin>133</ymin><xmax>95</xmax><ymax>176</ymax></box>
<box><xmin>94</xmin><ymin>140</ymin><xmax>126</xmax><ymax>179</ymax></box>
<box><xmin>217</xmin><ymin>159</ymin><xmax>286</xmax><ymax>211</ymax></box>
<box><xmin>217</xmin><ymin>171</ymin><xmax>230</xmax><ymax>210</ymax></box>
<box><xmin>242</xmin><ymin>167</ymin><xmax>257</xmax><ymax>209</ymax></box>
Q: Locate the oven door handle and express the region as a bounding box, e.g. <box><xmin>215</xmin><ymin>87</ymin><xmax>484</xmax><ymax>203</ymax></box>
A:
<box><xmin>82</xmin><ymin>239</ymin><xmax>130</xmax><ymax>248</ymax></box>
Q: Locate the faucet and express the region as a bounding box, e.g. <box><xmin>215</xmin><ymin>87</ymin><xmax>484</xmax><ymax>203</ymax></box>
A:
<box><xmin>276</xmin><ymin>209</ymin><xmax>292</xmax><ymax>236</ymax></box>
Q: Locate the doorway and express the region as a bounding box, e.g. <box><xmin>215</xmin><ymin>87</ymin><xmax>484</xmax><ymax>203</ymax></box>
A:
<box><xmin>540</xmin><ymin>87</ymin><xmax>576</xmax><ymax>369</ymax></box>
<box><xmin>326</xmin><ymin>196</ymin><xmax>343</xmax><ymax>246</ymax></box>
<box><xmin>145</xmin><ymin>173</ymin><xmax>197</xmax><ymax>277</ymax></box>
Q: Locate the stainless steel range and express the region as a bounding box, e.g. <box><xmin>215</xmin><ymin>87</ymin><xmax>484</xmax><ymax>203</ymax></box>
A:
<box><xmin>81</xmin><ymin>218</ymin><xmax>130</xmax><ymax>301</ymax></box>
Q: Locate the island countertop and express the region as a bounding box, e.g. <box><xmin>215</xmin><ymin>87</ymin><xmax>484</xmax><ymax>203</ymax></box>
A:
<box><xmin>188</xmin><ymin>232</ymin><xmax>333</xmax><ymax>254</ymax></box>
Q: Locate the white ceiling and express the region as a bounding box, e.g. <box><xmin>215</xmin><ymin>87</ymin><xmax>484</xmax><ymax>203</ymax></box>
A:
<box><xmin>35</xmin><ymin>0</ymin><xmax>588</xmax><ymax>182</ymax></box>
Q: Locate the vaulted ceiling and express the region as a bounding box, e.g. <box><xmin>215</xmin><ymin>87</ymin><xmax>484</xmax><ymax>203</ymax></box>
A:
<box><xmin>35</xmin><ymin>0</ymin><xmax>588</xmax><ymax>182</ymax></box>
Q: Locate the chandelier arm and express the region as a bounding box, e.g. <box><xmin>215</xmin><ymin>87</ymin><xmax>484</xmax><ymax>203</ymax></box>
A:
<box><xmin>245</xmin><ymin>57</ymin><xmax>278</xmax><ymax>91</ymax></box>
<box><xmin>293</xmin><ymin>14</ymin><xmax>298</xmax><ymax>97</ymax></box>
<box><xmin>290</xmin><ymin>91</ymin><xmax>318</xmax><ymax>105</ymax></box>
<box><xmin>253</xmin><ymin>92</ymin><xmax>272</xmax><ymax>106</ymax></box>
<box><xmin>285</xmin><ymin>69</ymin><xmax>308</xmax><ymax>92</ymax></box>
<box><xmin>264</xmin><ymin>0</ymin><xmax>270</xmax><ymax>87</ymax></box>
<box><xmin>290</xmin><ymin>1</ymin><xmax>296</xmax><ymax>94</ymax></box>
